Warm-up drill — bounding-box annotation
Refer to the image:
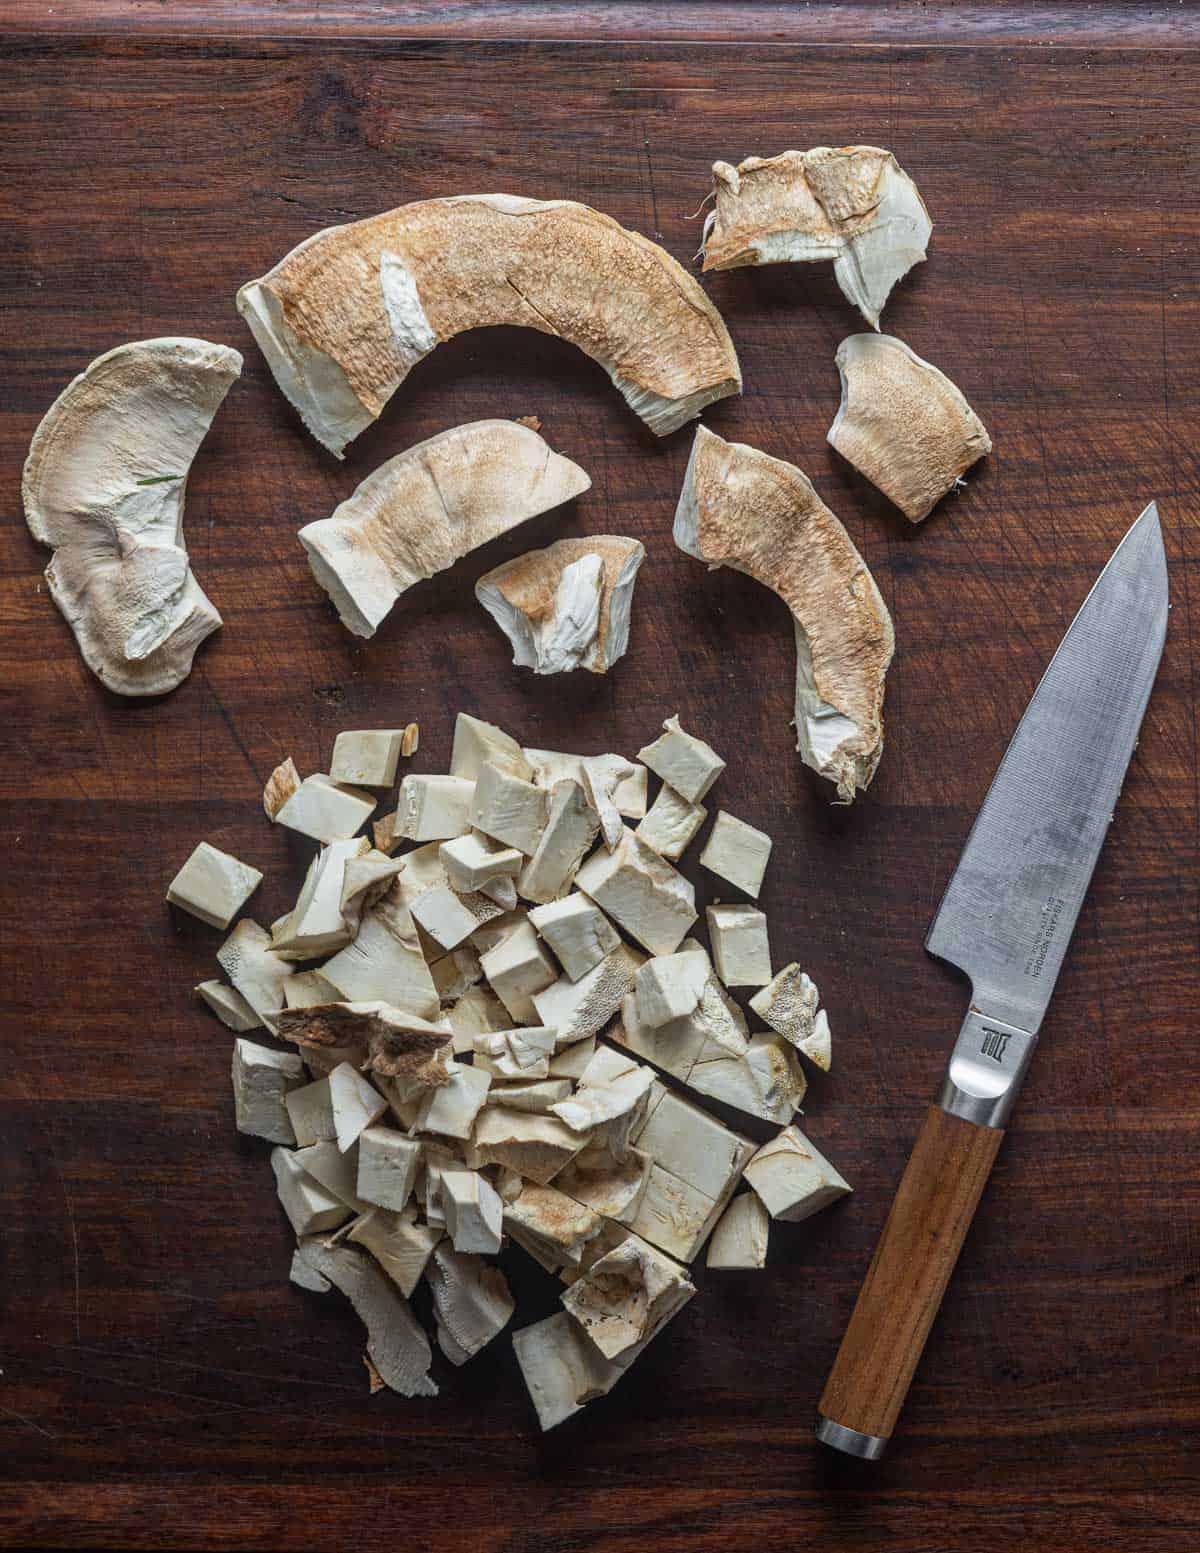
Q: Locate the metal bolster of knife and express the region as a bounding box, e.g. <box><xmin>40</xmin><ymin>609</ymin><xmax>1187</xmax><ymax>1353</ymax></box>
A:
<box><xmin>935</xmin><ymin>1009</ymin><xmax>1037</xmax><ymax>1129</ymax></box>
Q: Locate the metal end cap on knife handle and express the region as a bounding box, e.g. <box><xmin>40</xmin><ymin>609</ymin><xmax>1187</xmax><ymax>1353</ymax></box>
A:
<box><xmin>814</xmin><ymin>1416</ymin><xmax>889</xmax><ymax>1460</ymax></box>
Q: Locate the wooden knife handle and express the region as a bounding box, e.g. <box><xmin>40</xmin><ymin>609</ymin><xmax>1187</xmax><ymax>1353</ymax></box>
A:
<box><xmin>817</xmin><ymin>1104</ymin><xmax>1005</xmax><ymax>1454</ymax></box>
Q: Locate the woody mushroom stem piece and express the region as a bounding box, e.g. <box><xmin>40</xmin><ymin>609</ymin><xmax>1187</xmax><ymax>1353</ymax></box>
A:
<box><xmin>828</xmin><ymin>334</ymin><xmax>992</xmax><ymax>523</ymax></box>
<box><xmin>21</xmin><ymin>337</ymin><xmax>242</xmax><ymax>696</ymax></box>
<box><xmin>236</xmin><ymin>194</ymin><xmax>743</xmax><ymax>456</ymax></box>
<box><xmin>699</xmin><ymin>147</ymin><xmax>931</xmax><ymax>329</ymax></box>
<box><xmin>298</xmin><ymin>420</ymin><xmax>590</xmax><ymax>639</ymax></box>
<box><xmin>673</xmin><ymin>426</ymin><xmax>894</xmax><ymax>802</ymax></box>
<box><xmin>475</xmin><ymin>535</ymin><xmax>646</xmax><ymax>674</ymax></box>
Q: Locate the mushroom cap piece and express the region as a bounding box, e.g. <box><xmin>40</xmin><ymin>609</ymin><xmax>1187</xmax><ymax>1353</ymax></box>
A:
<box><xmin>22</xmin><ymin>337</ymin><xmax>241</xmax><ymax>696</ymax></box>
<box><xmin>674</xmin><ymin>426</ymin><xmax>894</xmax><ymax>802</ymax></box>
<box><xmin>236</xmin><ymin>194</ymin><xmax>742</xmax><ymax>455</ymax></box>
<box><xmin>475</xmin><ymin>535</ymin><xmax>646</xmax><ymax>675</ymax></box>
<box><xmin>828</xmin><ymin>333</ymin><xmax>992</xmax><ymax>522</ymax></box>
<box><xmin>298</xmin><ymin>419</ymin><xmax>590</xmax><ymax>639</ymax></box>
<box><xmin>700</xmin><ymin>146</ymin><xmax>932</xmax><ymax>328</ymax></box>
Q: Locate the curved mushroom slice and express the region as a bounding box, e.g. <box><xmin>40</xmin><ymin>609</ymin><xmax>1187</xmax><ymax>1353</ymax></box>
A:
<box><xmin>425</xmin><ymin>1242</ymin><xmax>515</xmax><ymax>1361</ymax></box>
<box><xmin>700</xmin><ymin>147</ymin><xmax>931</xmax><ymax>328</ymax></box>
<box><xmin>674</xmin><ymin>426</ymin><xmax>894</xmax><ymax>801</ymax></box>
<box><xmin>296</xmin><ymin>1237</ymin><xmax>437</xmax><ymax>1397</ymax></box>
<box><xmin>475</xmin><ymin>536</ymin><xmax>646</xmax><ymax>675</ymax></box>
<box><xmin>299</xmin><ymin>419</ymin><xmax>589</xmax><ymax>639</ymax></box>
<box><xmin>237</xmin><ymin>195</ymin><xmax>742</xmax><ymax>455</ymax></box>
<box><xmin>828</xmin><ymin>333</ymin><xmax>992</xmax><ymax>522</ymax></box>
<box><xmin>22</xmin><ymin>337</ymin><xmax>241</xmax><ymax>695</ymax></box>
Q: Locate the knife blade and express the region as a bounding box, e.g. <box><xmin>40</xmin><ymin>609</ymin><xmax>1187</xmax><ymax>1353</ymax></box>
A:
<box><xmin>816</xmin><ymin>503</ymin><xmax>1168</xmax><ymax>1460</ymax></box>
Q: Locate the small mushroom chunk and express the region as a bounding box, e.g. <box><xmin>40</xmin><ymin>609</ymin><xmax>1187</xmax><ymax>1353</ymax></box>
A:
<box><xmin>168</xmin><ymin>842</ymin><xmax>263</xmax><ymax>930</ymax></box>
<box><xmin>748</xmin><ymin>963</ymin><xmax>822</xmax><ymax>1056</ymax></box>
<box><xmin>473</xmin><ymin>1025</ymin><xmax>556</xmax><ymax>1081</ymax></box>
<box><xmin>551</xmin><ymin>1046</ymin><xmax>655</xmax><ymax>1137</ymax></box>
<box><xmin>501</xmin><ymin>1177</ymin><xmax>604</xmax><ymax>1266</ymax></box>
<box><xmin>479</xmin><ymin>919</ymin><xmax>558</xmax><ymax>1023</ymax></box>
<box><xmin>472</xmin><ymin>761</ymin><xmax>549</xmax><ymax>855</ymax></box>
<box><xmin>439</xmin><ymin>833</ymin><xmax>523</xmax><ymax>893</ymax></box>
<box><xmin>635</xmin><ymin>784</ymin><xmax>706</xmax><ymax>862</ymax></box>
<box><xmin>707</xmin><ymin>904</ymin><xmax>772</xmax><ymax>988</ymax></box>
<box><xmin>272</xmin><ymin>1148</ymin><xmax>352</xmax><ymax>1235</ymax></box>
<box><xmin>532</xmin><ymin>943</ymin><xmax>644</xmax><ymax>1047</ymax></box>
<box><xmin>441</xmin><ymin>1169</ymin><xmax>504</xmax><ymax>1255</ymax></box>
<box><xmin>347</xmin><ymin>1208</ymin><xmax>441</xmax><ymax>1297</ymax></box>
<box><xmin>296</xmin><ymin>421</ymin><xmax>592</xmax><ymax>636</ymax></box>
<box><xmin>271</xmin><ymin>773</ymin><xmax>377</xmax><ymax>843</ymax></box>
<box><xmin>412</xmin><ymin>1062</ymin><xmax>491</xmax><ymax>1140</ymax></box>
<box><xmin>513</xmin><ymin>1311</ymin><xmax>633</xmax><ymax>1432</ymax></box>
<box><xmin>21</xmin><ymin>337</ymin><xmax>241</xmax><ymax>696</ymax></box>
<box><xmin>699</xmin><ymin>811</ymin><xmax>772</xmax><ymax>899</ymax></box>
<box><xmin>706</xmin><ymin>1192</ymin><xmax>770</xmax><ymax>1269</ymax></box>
<box><xmin>688</xmin><ymin>1033</ymin><xmax>807</xmax><ymax>1126</ymax></box>
<box><xmin>476</xmin><ymin>536</ymin><xmax>645</xmax><ymax>675</ymax></box>
<box><xmin>430</xmin><ymin>944</ymin><xmax>484</xmax><ymax>1004</ymax></box>
<box><xmin>580</xmin><ymin>755</ymin><xmax>636</xmax><ymax>851</ymax></box>
<box><xmin>675</xmin><ymin>426</ymin><xmax>894</xmax><ymax>801</ymax></box>
<box><xmin>232</xmin><ymin>1038</ymin><xmax>305</xmax><ymax>1143</ymax></box>
<box><xmin>574</xmin><ymin>830</ymin><xmax>697</xmax><ymax>955</ymax></box>
<box><xmin>528</xmin><ymin>895</ymin><xmax>619</xmax><ymax>982</ymax></box>
<box><xmin>219</xmin><ymin>920</ymin><xmax>297</xmax><ymax>1036</ymax></box>
<box><xmin>394</xmin><ymin>774</ymin><xmax>475</xmax><ymax>843</ymax></box>
<box><xmin>803</xmin><ymin>1008</ymin><xmax>832</xmax><ymax>1072</ymax></box>
<box><xmin>451</xmin><ymin>713</ymin><xmax>533</xmax><ymax>782</ymax></box>
<box><xmin>330</xmin><ymin>729</ymin><xmax>407</xmax><ymax>788</ymax></box>
<box><xmin>480</xmin><ymin>874</ymin><xmax>518</xmax><ymax>911</ymax></box>
<box><xmin>319</xmin><ymin>887</ymin><xmax>440</xmax><ymax>1017</ymax></box>
<box><xmin>296</xmin><ymin>1237</ymin><xmax>437</xmax><ymax>1397</ymax></box>
<box><xmin>743</xmin><ymin>1125</ymin><xmax>852</xmax><ymax>1221</ymax></box>
<box><xmin>445</xmin><ymin>986</ymin><xmax>511</xmax><ymax>1050</ymax></box>
<box><xmin>426</xmin><ymin>1243</ymin><xmax>515</xmax><ymax>1361</ymax></box>
<box><xmin>555</xmin><ymin>1142</ymin><xmax>653</xmax><ymax>1225</ymax></box>
<box><xmin>828</xmin><ymin>334</ymin><xmax>991</xmax><ymax>523</ymax></box>
<box><xmin>328</xmin><ymin>1061</ymin><xmax>388</xmax><ymax>1152</ymax></box>
<box><xmin>636</xmin><ymin>715</ymin><xmax>725</xmax><ymax>804</ymax></box>
<box><xmin>270</xmin><ymin>838</ymin><xmax>369</xmax><ymax>961</ymax></box>
<box><xmin>285</xmin><ymin>1075</ymin><xmax>337</xmax><ymax>1147</ymax></box>
<box><xmin>410</xmin><ymin>883</ymin><xmax>501</xmax><ymax>952</ymax></box>
<box><xmin>700</xmin><ymin>146</ymin><xmax>932</xmax><ymax>329</ymax></box>
<box><xmin>196</xmin><ymin>979</ymin><xmax>261</xmax><ymax>1032</ymax></box>
<box><xmin>518</xmin><ymin>780</ymin><xmax>600</xmax><ymax>902</ymax></box>
<box><xmin>293</xmin><ymin>1139</ymin><xmax>369</xmax><ymax>1212</ymax></box>
<box><xmin>356</xmin><ymin>1125</ymin><xmax>422</xmax><ymax>1210</ymax></box>
<box><xmin>290</xmin><ymin>1247</ymin><xmax>332</xmax><ymax>1293</ymax></box>
<box><xmin>634</xmin><ymin>950</ymin><xmax>709</xmax><ymax>1028</ymax></box>
<box><xmin>561</xmin><ymin>1236</ymin><xmax>695</xmax><ymax>1360</ymax></box>
<box><xmin>264</xmin><ymin>758</ymin><xmax>300</xmax><ymax>820</ymax></box>
<box><xmin>484</xmin><ymin>1077</ymin><xmax>572</xmax><ymax>1113</ymax></box>
<box><xmin>472</xmin><ymin>1108</ymin><xmax>591</xmax><ymax>1184</ymax></box>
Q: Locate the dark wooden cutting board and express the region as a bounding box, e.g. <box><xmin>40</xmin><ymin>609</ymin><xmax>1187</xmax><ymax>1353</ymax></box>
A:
<box><xmin>2</xmin><ymin>9</ymin><xmax>1198</xmax><ymax>1550</ymax></box>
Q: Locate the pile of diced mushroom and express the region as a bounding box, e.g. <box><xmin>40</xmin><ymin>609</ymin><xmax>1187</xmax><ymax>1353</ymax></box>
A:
<box><xmin>171</xmin><ymin>712</ymin><xmax>849</xmax><ymax>1430</ymax></box>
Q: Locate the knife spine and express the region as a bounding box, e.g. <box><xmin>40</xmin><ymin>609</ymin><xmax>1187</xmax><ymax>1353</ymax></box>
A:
<box><xmin>937</xmin><ymin>1010</ymin><xmax>1037</xmax><ymax>1129</ymax></box>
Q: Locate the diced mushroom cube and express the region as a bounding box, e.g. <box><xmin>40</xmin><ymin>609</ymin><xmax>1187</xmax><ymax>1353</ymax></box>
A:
<box><xmin>395</xmin><ymin>774</ymin><xmax>475</xmax><ymax>842</ymax></box>
<box><xmin>272</xmin><ymin>1148</ymin><xmax>352</xmax><ymax>1236</ymax></box>
<box><xmin>699</xmin><ymin>810</ymin><xmax>773</xmax><ymax>899</ymax></box>
<box><xmin>271</xmin><ymin>773</ymin><xmax>377</xmax><ymax>843</ymax></box>
<box><xmin>167</xmin><ymin>842</ymin><xmax>262</xmax><ymax>930</ymax></box>
<box><xmin>634</xmin><ymin>950</ymin><xmax>709</xmax><ymax>1027</ymax></box>
<box><xmin>743</xmin><ymin>1125</ymin><xmax>852</xmax><ymax>1221</ymax></box>
<box><xmin>328</xmin><ymin>1061</ymin><xmax>388</xmax><ymax>1152</ymax></box>
<box><xmin>450</xmin><ymin>713</ymin><xmax>533</xmax><ymax>782</ymax></box>
<box><xmin>441</xmin><ymin>1168</ymin><xmax>504</xmax><ymax>1255</ymax></box>
<box><xmin>706</xmin><ymin>1192</ymin><xmax>770</xmax><ymax>1268</ymax></box>
<box><xmin>634</xmin><ymin>783</ymin><xmax>707</xmax><ymax>861</ymax></box>
<box><xmin>636</xmin><ymin>714</ymin><xmax>725</xmax><ymax>803</ymax></box>
<box><xmin>471</xmin><ymin>761</ymin><xmax>549</xmax><ymax>855</ymax></box>
<box><xmin>706</xmin><ymin>904</ymin><xmax>772</xmax><ymax>987</ymax></box>
<box><xmin>356</xmin><ymin>1126</ymin><xmax>423</xmax><ymax>1210</ymax></box>
<box><xmin>330</xmin><ymin>729</ymin><xmax>407</xmax><ymax>788</ymax></box>
<box><xmin>412</xmin><ymin>1062</ymin><xmax>491</xmax><ymax>1140</ymax></box>
<box><xmin>479</xmin><ymin>919</ymin><xmax>558</xmax><ymax>1023</ymax></box>
<box><xmin>284</xmin><ymin>1075</ymin><xmax>337</xmax><ymax>1147</ymax></box>
<box><xmin>196</xmin><ymin>979</ymin><xmax>261</xmax><ymax>1031</ymax></box>
<box><xmin>528</xmin><ymin>894</ymin><xmax>619</xmax><ymax>981</ymax></box>
<box><xmin>439</xmin><ymin>832</ymin><xmax>523</xmax><ymax>892</ymax></box>
<box><xmin>231</xmin><ymin>1038</ymin><xmax>304</xmax><ymax>1144</ymax></box>
<box><xmin>574</xmin><ymin>830</ymin><xmax>696</xmax><ymax>955</ymax></box>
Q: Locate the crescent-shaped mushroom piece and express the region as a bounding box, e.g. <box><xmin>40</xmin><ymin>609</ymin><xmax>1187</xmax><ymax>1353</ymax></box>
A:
<box><xmin>673</xmin><ymin>426</ymin><xmax>894</xmax><ymax>801</ymax></box>
<box><xmin>22</xmin><ymin>338</ymin><xmax>241</xmax><ymax>696</ymax></box>
<box><xmin>828</xmin><ymin>334</ymin><xmax>992</xmax><ymax>522</ymax></box>
<box><xmin>298</xmin><ymin>419</ymin><xmax>590</xmax><ymax>639</ymax></box>
<box><xmin>699</xmin><ymin>147</ymin><xmax>931</xmax><ymax>329</ymax></box>
<box><xmin>474</xmin><ymin>535</ymin><xmax>646</xmax><ymax>674</ymax></box>
<box><xmin>237</xmin><ymin>194</ymin><xmax>742</xmax><ymax>456</ymax></box>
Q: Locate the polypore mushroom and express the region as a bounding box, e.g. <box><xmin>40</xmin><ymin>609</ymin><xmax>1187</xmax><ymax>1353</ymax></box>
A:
<box><xmin>674</xmin><ymin>426</ymin><xmax>894</xmax><ymax>801</ymax></box>
<box><xmin>237</xmin><ymin>195</ymin><xmax>741</xmax><ymax>455</ymax></box>
<box><xmin>699</xmin><ymin>147</ymin><xmax>931</xmax><ymax>328</ymax></box>
<box><xmin>828</xmin><ymin>333</ymin><xmax>992</xmax><ymax>522</ymax></box>
<box><xmin>22</xmin><ymin>338</ymin><xmax>241</xmax><ymax>695</ymax></box>
<box><xmin>475</xmin><ymin>536</ymin><xmax>645</xmax><ymax>675</ymax></box>
<box><xmin>299</xmin><ymin>420</ymin><xmax>590</xmax><ymax>639</ymax></box>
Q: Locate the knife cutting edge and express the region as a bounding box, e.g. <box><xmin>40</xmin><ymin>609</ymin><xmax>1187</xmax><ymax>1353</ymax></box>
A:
<box><xmin>816</xmin><ymin>502</ymin><xmax>1169</xmax><ymax>1460</ymax></box>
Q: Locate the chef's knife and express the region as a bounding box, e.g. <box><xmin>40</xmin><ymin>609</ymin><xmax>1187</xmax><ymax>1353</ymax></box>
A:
<box><xmin>816</xmin><ymin>502</ymin><xmax>1169</xmax><ymax>1460</ymax></box>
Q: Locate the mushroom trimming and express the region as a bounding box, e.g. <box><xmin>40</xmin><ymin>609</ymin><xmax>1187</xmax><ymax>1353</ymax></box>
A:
<box><xmin>22</xmin><ymin>337</ymin><xmax>241</xmax><ymax>695</ymax></box>
<box><xmin>674</xmin><ymin>425</ymin><xmax>895</xmax><ymax>801</ymax></box>
<box><xmin>237</xmin><ymin>195</ymin><xmax>741</xmax><ymax>455</ymax></box>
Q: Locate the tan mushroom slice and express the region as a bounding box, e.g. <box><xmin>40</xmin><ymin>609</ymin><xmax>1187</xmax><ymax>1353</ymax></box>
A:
<box><xmin>674</xmin><ymin>426</ymin><xmax>894</xmax><ymax>801</ymax></box>
<box><xmin>295</xmin><ymin>1237</ymin><xmax>437</xmax><ymax>1397</ymax></box>
<box><xmin>277</xmin><ymin>1001</ymin><xmax>453</xmax><ymax>1098</ymax></box>
<box><xmin>298</xmin><ymin>419</ymin><xmax>588</xmax><ymax>639</ymax></box>
<box><xmin>828</xmin><ymin>333</ymin><xmax>992</xmax><ymax>522</ymax></box>
<box><xmin>22</xmin><ymin>338</ymin><xmax>241</xmax><ymax>696</ymax></box>
<box><xmin>700</xmin><ymin>147</ymin><xmax>932</xmax><ymax>328</ymax></box>
<box><xmin>475</xmin><ymin>536</ymin><xmax>645</xmax><ymax>675</ymax></box>
<box><xmin>425</xmin><ymin>1243</ymin><xmax>515</xmax><ymax>1360</ymax></box>
<box><xmin>237</xmin><ymin>194</ymin><xmax>741</xmax><ymax>456</ymax></box>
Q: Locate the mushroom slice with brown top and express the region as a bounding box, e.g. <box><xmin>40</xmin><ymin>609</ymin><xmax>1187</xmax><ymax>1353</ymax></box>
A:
<box><xmin>237</xmin><ymin>195</ymin><xmax>741</xmax><ymax>455</ymax></box>
<box><xmin>298</xmin><ymin>420</ymin><xmax>590</xmax><ymax>639</ymax></box>
<box><xmin>828</xmin><ymin>333</ymin><xmax>992</xmax><ymax>522</ymax></box>
<box><xmin>475</xmin><ymin>536</ymin><xmax>646</xmax><ymax>675</ymax></box>
<box><xmin>276</xmin><ymin>1001</ymin><xmax>454</xmax><ymax>1098</ymax></box>
<box><xmin>674</xmin><ymin>426</ymin><xmax>894</xmax><ymax>801</ymax></box>
<box><xmin>22</xmin><ymin>338</ymin><xmax>241</xmax><ymax>695</ymax></box>
<box><xmin>699</xmin><ymin>147</ymin><xmax>931</xmax><ymax>329</ymax></box>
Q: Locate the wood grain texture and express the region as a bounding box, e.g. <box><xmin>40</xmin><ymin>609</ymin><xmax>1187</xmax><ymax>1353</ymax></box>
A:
<box><xmin>819</xmin><ymin>1106</ymin><xmax>1006</xmax><ymax>1442</ymax></box>
<box><xmin>1</xmin><ymin>19</ymin><xmax>1199</xmax><ymax>1553</ymax></box>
